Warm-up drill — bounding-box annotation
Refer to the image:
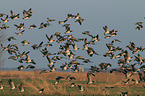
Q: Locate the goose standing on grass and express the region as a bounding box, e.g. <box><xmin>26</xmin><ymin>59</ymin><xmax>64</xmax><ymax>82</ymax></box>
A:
<box><xmin>37</xmin><ymin>88</ymin><xmax>44</xmax><ymax>93</ymax></box>
<box><xmin>0</xmin><ymin>80</ymin><xmax>3</xmax><ymax>89</ymax></box>
<box><xmin>121</xmin><ymin>91</ymin><xmax>128</xmax><ymax>96</ymax></box>
<box><xmin>138</xmin><ymin>72</ymin><xmax>143</xmax><ymax>82</ymax></box>
<box><xmin>69</xmin><ymin>82</ymin><xmax>76</xmax><ymax>87</ymax></box>
<box><xmin>8</xmin><ymin>79</ymin><xmax>15</xmax><ymax>89</ymax></box>
<box><xmin>17</xmin><ymin>83</ymin><xmax>24</xmax><ymax>92</ymax></box>
<box><xmin>54</xmin><ymin>76</ymin><xmax>64</xmax><ymax>85</ymax></box>
<box><xmin>138</xmin><ymin>70</ymin><xmax>145</xmax><ymax>82</ymax></box>
<box><xmin>78</xmin><ymin>85</ymin><xmax>84</xmax><ymax>92</ymax></box>
<box><xmin>87</xmin><ymin>71</ymin><xmax>95</xmax><ymax>84</ymax></box>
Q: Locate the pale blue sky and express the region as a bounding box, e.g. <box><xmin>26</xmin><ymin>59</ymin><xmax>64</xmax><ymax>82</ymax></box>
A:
<box><xmin>0</xmin><ymin>0</ymin><xmax>145</xmax><ymax>70</ymax></box>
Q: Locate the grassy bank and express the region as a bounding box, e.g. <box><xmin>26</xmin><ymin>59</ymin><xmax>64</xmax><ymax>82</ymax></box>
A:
<box><xmin>0</xmin><ymin>71</ymin><xmax>145</xmax><ymax>96</ymax></box>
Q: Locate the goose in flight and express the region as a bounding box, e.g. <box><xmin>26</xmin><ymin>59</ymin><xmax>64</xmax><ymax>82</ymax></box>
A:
<box><xmin>9</xmin><ymin>10</ymin><xmax>20</xmax><ymax>19</ymax></box>
<box><xmin>1</xmin><ymin>15</ymin><xmax>9</xmax><ymax>23</ymax></box>
<box><xmin>58</xmin><ymin>19</ymin><xmax>68</xmax><ymax>24</ymax></box>
<box><xmin>17</xmin><ymin>65</ymin><xmax>24</xmax><ymax>71</ymax></box>
<box><xmin>46</xmin><ymin>56</ymin><xmax>56</xmax><ymax>66</ymax></box>
<box><xmin>74</xmin><ymin>13</ymin><xmax>80</xmax><ymax>19</ymax></box>
<box><xmin>134</xmin><ymin>54</ymin><xmax>145</xmax><ymax>64</ymax></box>
<box><xmin>83</xmin><ymin>59</ymin><xmax>92</xmax><ymax>63</ymax></box>
<box><xmin>21</xmin><ymin>40</ymin><xmax>31</xmax><ymax>46</ymax></box>
<box><xmin>99</xmin><ymin>63</ymin><xmax>111</xmax><ymax>70</ymax></box>
<box><xmin>90</xmin><ymin>65</ymin><xmax>99</xmax><ymax>73</ymax></box>
<box><xmin>31</xmin><ymin>41</ymin><xmax>43</xmax><ymax>50</ymax></box>
<box><xmin>22</xmin><ymin>8</ymin><xmax>32</xmax><ymax>19</ymax></box>
<box><xmin>0</xmin><ymin>13</ymin><xmax>6</xmax><ymax>17</ymax></box>
<box><xmin>7</xmin><ymin>36</ymin><xmax>16</xmax><ymax>41</ymax></box>
<box><xmin>64</xmin><ymin>27</ymin><xmax>73</xmax><ymax>34</ymax></box>
<box><xmin>48</xmin><ymin>65</ymin><xmax>56</xmax><ymax>72</ymax></box>
<box><xmin>46</xmin><ymin>34</ymin><xmax>55</xmax><ymax>43</ymax></box>
<box><xmin>15</xmin><ymin>30</ymin><xmax>25</xmax><ymax>35</ymax></box>
<box><xmin>67</xmin><ymin>14</ymin><xmax>74</xmax><ymax>19</ymax></box>
<box><xmin>75</xmin><ymin>56</ymin><xmax>85</xmax><ymax>60</ymax></box>
<box><xmin>122</xmin><ymin>78</ymin><xmax>130</xmax><ymax>85</ymax></box>
<box><xmin>0</xmin><ymin>24</ymin><xmax>9</xmax><ymax>29</ymax></box>
<box><xmin>66</xmin><ymin>75</ymin><xmax>76</xmax><ymax>81</ymax></box>
<box><xmin>103</xmin><ymin>25</ymin><xmax>109</xmax><ymax>35</ymax></box>
<box><xmin>25</xmin><ymin>55</ymin><xmax>36</xmax><ymax>64</ymax></box>
<box><xmin>60</xmin><ymin>62</ymin><xmax>68</xmax><ymax>71</ymax></box>
<box><xmin>87</xmin><ymin>47</ymin><xmax>99</xmax><ymax>57</ymax></box>
<box><xmin>75</xmin><ymin>17</ymin><xmax>85</xmax><ymax>25</ymax></box>
<box><xmin>29</xmin><ymin>24</ymin><xmax>37</xmax><ymax>29</ymax></box>
<box><xmin>14</xmin><ymin>23</ymin><xmax>25</xmax><ymax>30</ymax></box>
<box><xmin>26</xmin><ymin>65</ymin><xmax>35</xmax><ymax>69</ymax></box>
<box><xmin>38</xmin><ymin>22</ymin><xmax>50</xmax><ymax>29</ymax></box>
<box><xmin>135</xmin><ymin>21</ymin><xmax>144</xmax><ymax>30</ymax></box>
<box><xmin>39</xmin><ymin>70</ymin><xmax>49</xmax><ymax>74</ymax></box>
<box><xmin>47</xmin><ymin>17</ymin><xmax>55</xmax><ymax>22</ymax></box>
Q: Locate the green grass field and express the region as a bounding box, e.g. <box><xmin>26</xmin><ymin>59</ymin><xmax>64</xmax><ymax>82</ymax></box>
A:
<box><xmin>0</xmin><ymin>71</ymin><xmax>145</xmax><ymax>96</ymax></box>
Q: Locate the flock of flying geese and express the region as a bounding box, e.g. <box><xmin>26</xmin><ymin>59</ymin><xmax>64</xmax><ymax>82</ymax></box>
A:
<box><xmin>0</xmin><ymin>8</ymin><xmax>145</xmax><ymax>95</ymax></box>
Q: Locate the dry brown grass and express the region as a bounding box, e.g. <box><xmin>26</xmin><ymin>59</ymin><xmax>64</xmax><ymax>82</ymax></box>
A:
<box><xmin>0</xmin><ymin>70</ymin><xmax>144</xmax><ymax>95</ymax></box>
<box><xmin>0</xmin><ymin>70</ymin><xmax>133</xmax><ymax>81</ymax></box>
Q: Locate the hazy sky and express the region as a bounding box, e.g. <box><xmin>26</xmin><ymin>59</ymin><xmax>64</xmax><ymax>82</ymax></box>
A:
<box><xmin>0</xmin><ymin>0</ymin><xmax>145</xmax><ymax>70</ymax></box>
